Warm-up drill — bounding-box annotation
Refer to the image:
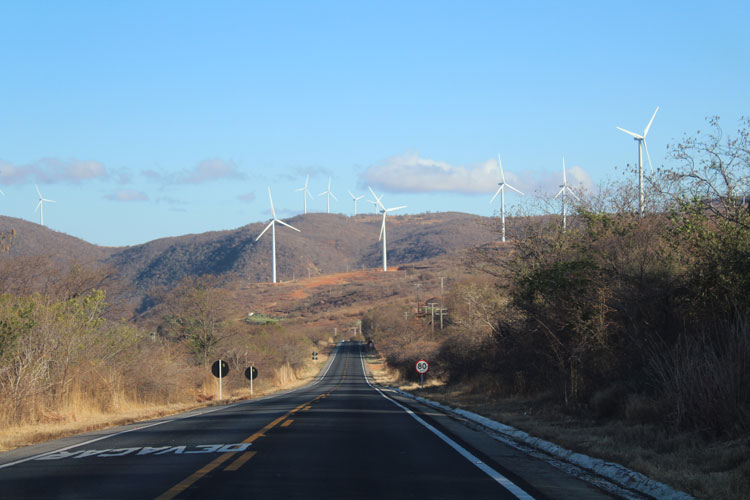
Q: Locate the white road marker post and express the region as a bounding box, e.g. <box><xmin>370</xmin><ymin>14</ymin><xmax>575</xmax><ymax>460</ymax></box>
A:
<box><xmin>250</xmin><ymin>363</ymin><xmax>254</xmax><ymax>396</ymax></box>
<box><xmin>219</xmin><ymin>359</ymin><xmax>223</xmax><ymax>401</ymax></box>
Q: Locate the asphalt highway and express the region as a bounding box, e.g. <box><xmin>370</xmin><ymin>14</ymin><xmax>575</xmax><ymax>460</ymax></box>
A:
<box><xmin>0</xmin><ymin>342</ymin><xmax>619</xmax><ymax>499</ymax></box>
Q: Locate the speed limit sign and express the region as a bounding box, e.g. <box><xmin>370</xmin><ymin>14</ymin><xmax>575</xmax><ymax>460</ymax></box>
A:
<box><xmin>415</xmin><ymin>359</ymin><xmax>429</xmax><ymax>374</ymax></box>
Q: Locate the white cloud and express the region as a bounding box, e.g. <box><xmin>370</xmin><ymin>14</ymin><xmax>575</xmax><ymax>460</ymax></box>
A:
<box><xmin>567</xmin><ymin>165</ymin><xmax>594</xmax><ymax>192</ymax></box>
<box><xmin>143</xmin><ymin>158</ymin><xmax>245</xmax><ymax>185</ymax></box>
<box><xmin>237</xmin><ymin>192</ymin><xmax>255</xmax><ymax>203</ymax></box>
<box><xmin>104</xmin><ymin>189</ymin><xmax>148</xmax><ymax>202</ymax></box>
<box><xmin>360</xmin><ymin>152</ymin><xmax>516</xmax><ymax>194</ymax></box>
<box><xmin>0</xmin><ymin>158</ymin><xmax>107</xmax><ymax>184</ymax></box>
<box><xmin>361</xmin><ymin>151</ymin><xmax>596</xmax><ymax>198</ymax></box>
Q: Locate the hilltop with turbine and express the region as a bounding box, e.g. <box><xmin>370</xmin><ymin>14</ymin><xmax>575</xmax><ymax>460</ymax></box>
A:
<box><xmin>0</xmin><ymin>211</ymin><xmax>503</xmax><ymax>309</ymax></box>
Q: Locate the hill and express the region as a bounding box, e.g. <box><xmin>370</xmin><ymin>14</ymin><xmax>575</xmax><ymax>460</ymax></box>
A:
<box><xmin>0</xmin><ymin>212</ymin><xmax>502</xmax><ymax>309</ymax></box>
<box><xmin>0</xmin><ymin>216</ymin><xmax>116</xmax><ymax>264</ymax></box>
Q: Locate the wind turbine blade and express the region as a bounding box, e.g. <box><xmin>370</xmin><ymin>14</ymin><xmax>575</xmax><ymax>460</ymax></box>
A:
<box><xmin>36</xmin><ymin>184</ymin><xmax>42</xmax><ymax>198</ymax></box>
<box><xmin>385</xmin><ymin>205</ymin><xmax>407</xmax><ymax>212</ymax></box>
<box><xmin>490</xmin><ymin>186</ymin><xmax>502</xmax><ymax>203</ymax></box>
<box><xmin>307</xmin><ymin>190</ymin><xmax>314</xmax><ymax>199</ymax></box>
<box><xmin>45</xmin><ymin>199</ymin><xmax>56</xmax><ymax>203</ymax></box>
<box><xmin>0</xmin><ymin>189</ymin><xmax>4</xmax><ymax>196</ymax></box>
<box><xmin>277</xmin><ymin>219</ymin><xmax>300</xmax><ymax>232</ymax></box>
<box><xmin>507</xmin><ymin>184</ymin><xmax>524</xmax><ymax>196</ymax></box>
<box><xmin>616</xmin><ymin>126</ymin><xmax>642</xmax><ymax>139</ymax></box>
<box><xmin>562</xmin><ymin>157</ymin><xmax>567</xmax><ymax>184</ymax></box>
<box><xmin>497</xmin><ymin>154</ymin><xmax>505</xmax><ymax>182</ymax></box>
<box><xmin>295</xmin><ymin>187</ymin><xmax>305</xmax><ymax>192</ymax></box>
<box><xmin>267</xmin><ymin>187</ymin><xmax>276</xmax><ymax>219</ymax></box>
<box><xmin>305</xmin><ymin>174</ymin><xmax>309</xmax><ymax>188</ymax></box>
<box><xmin>35</xmin><ymin>201</ymin><xmax>42</xmax><ymax>212</ymax></box>
<box><xmin>568</xmin><ymin>188</ymin><xmax>581</xmax><ymax>202</ymax></box>
<box><xmin>378</xmin><ymin>214</ymin><xmax>386</xmax><ymax>241</ymax></box>
<box><xmin>643</xmin><ymin>106</ymin><xmax>659</xmax><ymax>137</ymax></box>
<box><xmin>348</xmin><ymin>190</ymin><xmax>355</xmax><ymax>199</ymax></box>
<box><xmin>256</xmin><ymin>221</ymin><xmax>274</xmax><ymax>241</ymax></box>
<box><xmin>554</xmin><ymin>187</ymin><xmax>565</xmax><ymax>200</ymax></box>
<box><xmin>327</xmin><ymin>177</ymin><xmax>332</xmax><ymax>190</ymax></box>
<box><xmin>330</xmin><ymin>192</ymin><xmax>338</xmax><ymax>201</ymax></box>
<box><xmin>368</xmin><ymin>186</ymin><xmax>385</xmax><ymax>210</ymax></box>
<box><xmin>318</xmin><ymin>191</ymin><xmax>327</xmax><ymax>197</ymax></box>
<box><xmin>643</xmin><ymin>139</ymin><xmax>654</xmax><ymax>174</ymax></box>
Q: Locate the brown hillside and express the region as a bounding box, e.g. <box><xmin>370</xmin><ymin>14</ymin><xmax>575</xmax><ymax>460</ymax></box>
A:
<box><xmin>0</xmin><ymin>212</ymin><xmax>502</xmax><ymax>311</ymax></box>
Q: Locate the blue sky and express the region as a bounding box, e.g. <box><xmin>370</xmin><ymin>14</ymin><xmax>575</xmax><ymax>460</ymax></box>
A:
<box><xmin>0</xmin><ymin>1</ymin><xmax>748</xmax><ymax>246</ymax></box>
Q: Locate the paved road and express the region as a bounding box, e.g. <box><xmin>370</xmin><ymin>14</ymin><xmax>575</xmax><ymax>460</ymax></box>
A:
<box><xmin>0</xmin><ymin>342</ymin><xmax>618</xmax><ymax>499</ymax></box>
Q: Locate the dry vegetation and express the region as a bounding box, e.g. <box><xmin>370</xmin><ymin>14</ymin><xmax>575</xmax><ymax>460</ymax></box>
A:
<box><xmin>361</xmin><ymin>118</ymin><xmax>750</xmax><ymax>500</ymax></box>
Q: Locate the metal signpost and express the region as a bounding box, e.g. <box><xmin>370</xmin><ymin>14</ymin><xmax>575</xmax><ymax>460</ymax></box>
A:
<box><xmin>244</xmin><ymin>365</ymin><xmax>258</xmax><ymax>396</ymax></box>
<box><xmin>211</xmin><ymin>360</ymin><xmax>230</xmax><ymax>400</ymax></box>
<box><xmin>415</xmin><ymin>359</ymin><xmax>429</xmax><ymax>389</ymax></box>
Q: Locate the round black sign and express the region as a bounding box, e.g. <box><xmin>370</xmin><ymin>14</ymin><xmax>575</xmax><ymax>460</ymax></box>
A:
<box><xmin>244</xmin><ymin>366</ymin><xmax>258</xmax><ymax>380</ymax></box>
<box><xmin>211</xmin><ymin>360</ymin><xmax>230</xmax><ymax>378</ymax></box>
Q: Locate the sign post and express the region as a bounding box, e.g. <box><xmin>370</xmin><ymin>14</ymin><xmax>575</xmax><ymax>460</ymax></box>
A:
<box><xmin>415</xmin><ymin>359</ymin><xmax>429</xmax><ymax>389</ymax></box>
<box><xmin>244</xmin><ymin>365</ymin><xmax>259</xmax><ymax>396</ymax></box>
<box><xmin>211</xmin><ymin>360</ymin><xmax>230</xmax><ymax>400</ymax></box>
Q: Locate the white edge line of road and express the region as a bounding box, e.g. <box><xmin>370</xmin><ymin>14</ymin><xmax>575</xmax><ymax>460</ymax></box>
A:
<box><xmin>359</xmin><ymin>349</ymin><xmax>535</xmax><ymax>500</ymax></box>
<box><xmin>366</xmin><ymin>366</ymin><xmax>695</xmax><ymax>500</ymax></box>
<box><xmin>0</xmin><ymin>341</ymin><xmax>343</xmax><ymax>471</ymax></box>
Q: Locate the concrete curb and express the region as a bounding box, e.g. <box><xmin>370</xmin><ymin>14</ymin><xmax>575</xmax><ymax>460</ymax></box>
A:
<box><xmin>384</xmin><ymin>386</ymin><xmax>694</xmax><ymax>500</ymax></box>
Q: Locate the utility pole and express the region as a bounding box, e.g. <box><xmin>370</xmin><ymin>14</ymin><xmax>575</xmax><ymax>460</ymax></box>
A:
<box><xmin>415</xmin><ymin>283</ymin><xmax>422</xmax><ymax>316</ymax></box>
<box><xmin>440</xmin><ymin>277</ymin><xmax>445</xmax><ymax>329</ymax></box>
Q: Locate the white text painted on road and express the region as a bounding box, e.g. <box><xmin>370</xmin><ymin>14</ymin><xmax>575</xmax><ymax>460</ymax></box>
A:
<box><xmin>34</xmin><ymin>443</ymin><xmax>251</xmax><ymax>461</ymax></box>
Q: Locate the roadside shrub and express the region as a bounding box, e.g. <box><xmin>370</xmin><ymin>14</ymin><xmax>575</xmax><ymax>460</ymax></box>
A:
<box><xmin>590</xmin><ymin>385</ymin><xmax>626</xmax><ymax>420</ymax></box>
<box><xmin>648</xmin><ymin>317</ymin><xmax>750</xmax><ymax>436</ymax></box>
<box><xmin>624</xmin><ymin>393</ymin><xmax>664</xmax><ymax>423</ymax></box>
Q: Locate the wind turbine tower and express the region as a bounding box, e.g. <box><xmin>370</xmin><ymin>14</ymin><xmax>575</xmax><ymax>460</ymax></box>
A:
<box><xmin>489</xmin><ymin>154</ymin><xmax>523</xmax><ymax>242</ymax></box>
<box><xmin>368</xmin><ymin>186</ymin><xmax>406</xmax><ymax>272</ymax></box>
<box><xmin>617</xmin><ymin>106</ymin><xmax>658</xmax><ymax>218</ymax></box>
<box><xmin>35</xmin><ymin>185</ymin><xmax>56</xmax><ymax>227</ymax></box>
<box><xmin>554</xmin><ymin>157</ymin><xmax>580</xmax><ymax>232</ymax></box>
<box><xmin>256</xmin><ymin>187</ymin><xmax>300</xmax><ymax>283</ymax></box>
<box><xmin>348</xmin><ymin>191</ymin><xmax>365</xmax><ymax>216</ymax></box>
<box><xmin>295</xmin><ymin>174</ymin><xmax>314</xmax><ymax>214</ymax></box>
<box><xmin>318</xmin><ymin>177</ymin><xmax>338</xmax><ymax>214</ymax></box>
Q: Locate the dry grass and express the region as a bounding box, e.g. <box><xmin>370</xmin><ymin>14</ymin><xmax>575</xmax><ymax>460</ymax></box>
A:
<box><xmin>0</xmin><ymin>353</ymin><xmax>329</xmax><ymax>453</ymax></box>
<box><xmin>367</xmin><ymin>362</ymin><xmax>750</xmax><ymax>500</ymax></box>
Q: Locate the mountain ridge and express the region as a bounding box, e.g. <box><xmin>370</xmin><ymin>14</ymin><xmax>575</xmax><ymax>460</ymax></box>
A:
<box><xmin>0</xmin><ymin>212</ymin><xmax>501</xmax><ymax>302</ymax></box>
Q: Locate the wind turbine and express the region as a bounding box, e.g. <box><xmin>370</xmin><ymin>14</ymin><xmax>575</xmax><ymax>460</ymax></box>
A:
<box><xmin>318</xmin><ymin>177</ymin><xmax>338</xmax><ymax>214</ymax></box>
<box><xmin>554</xmin><ymin>157</ymin><xmax>580</xmax><ymax>232</ymax></box>
<box><xmin>617</xmin><ymin>106</ymin><xmax>658</xmax><ymax>218</ymax></box>
<box><xmin>256</xmin><ymin>187</ymin><xmax>300</xmax><ymax>283</ymax></box>
<box><xmin>368</xmin><ymin>186</ymin><xmax>406</xmax><ymax>272</ymax></box>
<box><xmin>295</xmin><ymin>174</ymin><xmax>314</xmax><ymax>214</ymax></box>
<box><xmin>367</xmin><ymin>190</ymin><xmax>383</xmax><ymax>214</ymax></box>
<box><xmin>35</xmin><ymin>185</ymin><xmax>56</xmax><ymax>227</ymax></box>
<box><xmin>489</xmin><ymin>154</ymin><xmax>523</xmax><ymax>242</ymax></box>
<box><xmin>348</xmin><ymin>191</ymin><xmax>365</xmax><ymax>216</ymax></box>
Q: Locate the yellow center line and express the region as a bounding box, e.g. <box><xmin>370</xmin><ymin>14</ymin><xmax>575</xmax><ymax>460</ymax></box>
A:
<box><xmin>156</xmin><ymin>349</ymin><xmax>353</xmax><ymax>498</ymax></box>
<box><xmin>280</xmin><ymin>419</ymin><xmax>294</xmax><ymax>428</ymax></box>
<box><xmin>155</xmin><ymin>396</ymin><xmax>322</xmax><ymax>499</ymax></box>
<box><xmin>223</xmin><ymin>451</ymin><xmax>257</xmax><ymax>472</ymax></box>
<box><xmin>154</xmin><ymin>452</ymin><xmax>236</xmax><ymax>500</ymax></box>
